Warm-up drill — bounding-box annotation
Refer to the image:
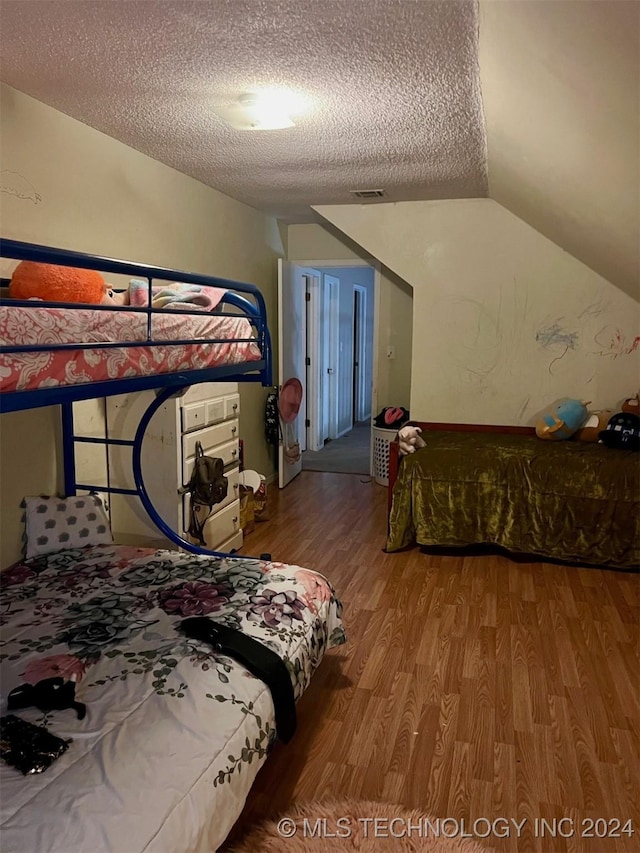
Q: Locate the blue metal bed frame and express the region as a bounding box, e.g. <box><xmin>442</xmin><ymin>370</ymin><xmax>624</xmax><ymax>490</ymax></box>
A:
<box><xmin>0</xmin><ymin>238</ymin><xmax>273</xmax><ymax>558</ymax></box>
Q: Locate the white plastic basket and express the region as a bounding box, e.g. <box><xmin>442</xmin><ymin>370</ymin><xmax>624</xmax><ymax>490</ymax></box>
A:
<box><xmin>372</xmin><ymin>426</ymin><xmax>397</xmax><ymax>486</ymax></box>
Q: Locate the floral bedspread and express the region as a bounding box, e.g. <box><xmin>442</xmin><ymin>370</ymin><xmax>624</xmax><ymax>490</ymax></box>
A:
<box><xmin>0</xmin><ymin>545</ymin><xmax>345</xmax><ymax>853</ymax></box>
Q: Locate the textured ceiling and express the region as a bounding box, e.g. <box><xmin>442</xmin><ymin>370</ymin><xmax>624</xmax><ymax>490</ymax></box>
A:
<box><xmin>0</xmin><ymin>0</ymin><xmax>487</xmax><ymax>223</ymax></box>
<box><xmin>2</xmin><ymin>1</ymin><xmax>637</xmax><ymax>296</ymax></box>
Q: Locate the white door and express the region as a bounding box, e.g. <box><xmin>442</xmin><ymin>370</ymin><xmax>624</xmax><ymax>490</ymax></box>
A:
<box><xmin>277</xmin><ymin>260</ymin><xmax>320</xmax><ymax>488</ymax></box>
<box><xmin>304</xmin><ymin>273</ymin><xmax>324</xmax><ymax>452</ymax></box>
<box><xmin>322</xmin><ymin>274</ymin><xmax>340</xmax><ymax>440</ymax></box>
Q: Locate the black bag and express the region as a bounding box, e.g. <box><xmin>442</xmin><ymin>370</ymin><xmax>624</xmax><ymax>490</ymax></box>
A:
<box><xmin>181</xmin><ymin>441</ymin><xmax>228</xmax><ymax>546</ymax></box>
<box><xmin>373</xmin><ymin>406</ymin><xmax>410</xmax><ymax>429</ymax></box>
<box><xmin>264</xmin><ymin>391</ymin><xmax>280</xmax><ymax>446</ymax></box>
<box><xmin>1</xmin><ymin>715</ymin><xmax>70</xmax><ymax>776</ymax></box>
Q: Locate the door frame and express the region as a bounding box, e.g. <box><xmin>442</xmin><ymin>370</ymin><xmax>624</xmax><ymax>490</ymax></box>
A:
<box><xmin>278</xmin><ymin>260</ymin><xmax>321</xmax><ymax>488</ymax></box>
<box><xmin>307</xmin><ymin>272</ymin><xmax>339</xmax><ymax>451</ymax></box>
<box><xmin>292</xmin><ymin>258</ymin><xmax>380</xmax><ymax>473</ymax></box>
<box><xmin>352</xmin><ymin>284</ymin><xmax>367</xmax><ymax>423</ymax></box>
<box><xmin>304</xmin><ymin>272</ymin><xmax>325</xmax><ymax>452</ymax></box>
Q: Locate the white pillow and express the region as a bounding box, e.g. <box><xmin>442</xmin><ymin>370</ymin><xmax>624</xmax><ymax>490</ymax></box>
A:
<box><xmin>23</xmin><ymin>494</ymin><xmax>113</xmax><ymax>560</ymax></box>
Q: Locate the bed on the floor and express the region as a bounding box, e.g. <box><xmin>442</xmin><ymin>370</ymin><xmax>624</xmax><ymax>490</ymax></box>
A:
<box><xmin>386</xmin><ymin>423</ymin><xmax>640</xmax><ymax>569</ymax></box>
<box><xmin>0</xmin><ymin>544</ymin><xmax>345</xmax><ymax>852</ymax></box>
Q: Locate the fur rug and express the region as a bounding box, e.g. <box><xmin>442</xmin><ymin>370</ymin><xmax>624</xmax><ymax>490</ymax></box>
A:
<box><xmin>226</xmin><ymin>799</ymin><xmax>487</xmax><ymax>851</ymax></box>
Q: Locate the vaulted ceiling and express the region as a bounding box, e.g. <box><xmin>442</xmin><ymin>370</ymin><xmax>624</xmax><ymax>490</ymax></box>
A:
<box><xmin>0</xmin><ymin>1</ymin><xmax>637</xmax><ymax>297</ymax></box>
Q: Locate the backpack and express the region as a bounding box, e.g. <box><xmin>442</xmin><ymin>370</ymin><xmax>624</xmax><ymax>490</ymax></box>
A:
<box><xmin>264</xmin><ymin>391</ymin><xmax>280</xmax><ymax>446</ymax></box>
<box><xmin>181</xmin><ymin>441</ymin><xmax>228</xmax><ymax>546</ymax></box>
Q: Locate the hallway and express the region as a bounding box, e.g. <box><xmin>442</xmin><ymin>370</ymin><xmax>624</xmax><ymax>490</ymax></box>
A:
<box><xmin>302</xmin><ymin>420</ymin><xmax>371</xmax><ymax>475</ymax></box>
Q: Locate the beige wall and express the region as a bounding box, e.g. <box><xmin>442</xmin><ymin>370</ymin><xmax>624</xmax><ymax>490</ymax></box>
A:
<box><xmin>316</xmin><ymin>199</ymin><xmax>639</xmax><ymax>424</ymax></box>
<box><xmin>287</xmin><ymin>223</ymin><xmax>413</xmax><ymax>413</ymax></box>
<box><xmin>0</xmin><ymin>84</ymin><xmax>283</xmax><ymax>567</ymax></box>
<box><xmin>479</xmin><ymin>0</ymin><xmax>640</xmax><ymax>299</ymax></box>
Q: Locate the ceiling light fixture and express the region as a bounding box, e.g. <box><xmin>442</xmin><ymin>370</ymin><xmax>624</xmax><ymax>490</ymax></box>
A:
<box><xmin>237</xmin><ymin>92</ymin><xmax>294</xmax><ymax>130</ymax></box>
<box><xmin>214</xmin><ymin>87</ymin><xmax>307</xmax><ymax>131</ymax></box>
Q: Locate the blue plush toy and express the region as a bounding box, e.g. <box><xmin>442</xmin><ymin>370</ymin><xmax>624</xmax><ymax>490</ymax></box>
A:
<box><xmin>535</xmin><ymin>399</ymin><xmax>589</xmax><ymax>441</ymax></box>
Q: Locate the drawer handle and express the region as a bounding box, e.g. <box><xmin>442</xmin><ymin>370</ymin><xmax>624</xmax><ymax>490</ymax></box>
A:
<box><xmin>233</xmin><ymin>516</ymin><xmax>238</xmax><ymax>524</ymax></box>
<box><xmin>231</xmin><ymin>426</ymin><xmax>237</xmax><ymax>434</ymax></box>
<box><xmin>232</xmin><ymin>403</ymin><xmax>238</xmax><ymax>410</ymax></box>
<box><xmin>232</xmin><ymin>450</ymin><xmax>237</xmax><ymax>457</ymax></box>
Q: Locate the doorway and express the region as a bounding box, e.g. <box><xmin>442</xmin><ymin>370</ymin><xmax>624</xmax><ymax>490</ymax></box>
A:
<box><xmin>277</xmin><ymin>260</ymin><xmax>378</xmax><ymax>484</ymax></box>
<box><xmin>304</xmin><ymin>264</ymin><xmax>375</xmax><ymax>476</ymax></box>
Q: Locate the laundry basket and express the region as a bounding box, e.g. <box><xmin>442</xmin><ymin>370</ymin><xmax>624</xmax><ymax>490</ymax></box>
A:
<box><xmin>372</xmin><ymin>426</ymin><xmax>397</xmax><ymax>486</ymax></box>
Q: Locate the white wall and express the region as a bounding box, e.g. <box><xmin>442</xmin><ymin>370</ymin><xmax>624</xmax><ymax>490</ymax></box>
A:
<box><xmin>0</xmin><ymin>84</ymin><xmax>283</xmax><ymax>568</ymax></box>
<box><xmin>479</xmin><ymin>0</ymin><xmax>640</xmax><ymax>300</ymax></box>
<box><xmin>287</xmin><ymin>224</ymin><xmax>413</xmax><ymax>415</ymax></box>
<box><xmin>316</xmin><ymin>199</ymin><xmax>639</xmax><ymax>424</ymax></box>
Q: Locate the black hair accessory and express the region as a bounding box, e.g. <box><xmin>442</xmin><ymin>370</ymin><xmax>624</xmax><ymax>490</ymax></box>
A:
<box><xmin>7</xmin><ymin>677</ymin><xmax>86</xmax><ymax>720</ymax></box>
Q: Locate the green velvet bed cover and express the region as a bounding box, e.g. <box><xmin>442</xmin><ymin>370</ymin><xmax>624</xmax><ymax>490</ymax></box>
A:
<box><xmin>387</xmin><ymin>431</ymin><xmax>639</xmax><ymax>569</ymax></box>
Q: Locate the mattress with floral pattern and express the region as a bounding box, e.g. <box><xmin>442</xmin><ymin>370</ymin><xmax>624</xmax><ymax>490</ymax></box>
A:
<box><xmin>0</xmin><ymin>544</ymin><xmax>345</xmax><ymax>852</ymax></box>
<box><xmin>0</xmin><ymin>304</ymin><xmax>262</xmax><ymax>394</ymax></box>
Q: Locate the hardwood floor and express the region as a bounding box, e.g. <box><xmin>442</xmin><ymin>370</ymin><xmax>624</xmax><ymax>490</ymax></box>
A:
<box><xmin>225</xmin><ymin>471</ymin><xmax>639</xmax><ymax>852</ymax></box>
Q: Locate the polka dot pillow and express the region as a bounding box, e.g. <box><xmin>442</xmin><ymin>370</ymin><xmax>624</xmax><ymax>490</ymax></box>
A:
<box><xmin>23</xmin><ymin>494</ymin><xmax>113</xmax><ymax>559</ymax></box>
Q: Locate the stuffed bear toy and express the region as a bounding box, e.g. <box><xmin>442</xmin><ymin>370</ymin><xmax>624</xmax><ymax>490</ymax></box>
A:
<box><xmin>621</xmin><ymin>394</ymin><xmax>639</xmax><ymax>415</ymax></box>
<box><xmin>535</xmin><ymin>399</ymin><xmax>589</xmax><ymax>441</ymax></box>
<box><xmin>398</xmin><ymin>424</ymin><xmax>427</xmax><ymax>456</ymax></box>
<box><xmin>9</xmin><ymin>260</ymin><xmax>122</xmax><ymax>305</ymax></box>
<box><xmin>574</xmin><ymin>410</ymin><xmax>613</xmax><ymax>442</ymax></box>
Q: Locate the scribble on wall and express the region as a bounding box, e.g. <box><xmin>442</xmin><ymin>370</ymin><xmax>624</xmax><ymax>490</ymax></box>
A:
<box><xmin>0</xmin><ymin>170</ymin><xmax>42</xmax><ymax>204</ymax></box>
<box><xmin>535</xmin><ymin>320</ymin><xmax>579</xmax><ymax>374</ymax></box>
<box><xmin>593</xmin><ymin>326</ymin><xmax>640</xmax><ymax>358</ymax></box>
<box><xmin>446</xmin><ymin>296</ymin><xmax>501</xmax><ymax>381</ymax></box>
<box><xmin>578</xmin><ymin>296</ymin><xmax>609</xmax><ymax>320</ymax></box>
<box><xmin>445</xmin><ymin>280</ymin><xmax>530</xmax><ymax>387</ymax></box>
<box><xmin>518</xmin><ymin>396</ymin><xmax>531</xmax><ymax>419</ymax></box>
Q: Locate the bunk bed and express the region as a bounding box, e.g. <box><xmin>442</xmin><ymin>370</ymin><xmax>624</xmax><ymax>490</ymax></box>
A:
<box><xmin>0</xmin><ymin>239</ymin><xmax>346</xmax><ymax>853</ymax></box>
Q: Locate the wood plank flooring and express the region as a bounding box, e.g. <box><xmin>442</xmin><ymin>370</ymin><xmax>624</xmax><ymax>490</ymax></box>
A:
<box><xmin>224</xmin><ymin>472</ymin><xmax>639</xmax><ymax>852</ymax></box>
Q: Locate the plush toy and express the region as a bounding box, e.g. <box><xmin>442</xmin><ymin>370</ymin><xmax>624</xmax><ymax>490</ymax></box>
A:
<box><xmin>398</xmin><ymin>424</ymin><xmax>427</xmax><ymax>456</ymax></box>
<box><xmin>535</xmin><ymin>399</ymin><xmax>589</xmax><ymax>441</ymax></box>
<box><xmin>599</xmin><ymin>412</ymin><xmax>640</xmax><ymax>451</ymax></box>
<box><xmin>574</xmin><ymin>410</ymin><xmax>613</xmax><ymax>442</ymax></box>
<box><xmin>9</xmin><ymin>260</ymin><xmax>112</xmax><ymax>305</ymax></box>
<box><xmin>621</xmin><ymin>394</ymin><xmax>639</xmax><ymax>415</ymax></box>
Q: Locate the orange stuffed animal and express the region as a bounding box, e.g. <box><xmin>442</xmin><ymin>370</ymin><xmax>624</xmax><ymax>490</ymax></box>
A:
<box><xmin>9</xmin><ymin>261</ymin><xmax>108</xmax><ymax>305</ymax></box>
<box><xmin>622</xmin><ymin>395</ymin><xmax>639</xmax><ymax>415</ymax></box>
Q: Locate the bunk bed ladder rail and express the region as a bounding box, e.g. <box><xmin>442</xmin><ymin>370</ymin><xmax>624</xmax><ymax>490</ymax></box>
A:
<box><xmin>62</xmin><ymin>388</ymin><xmax>245</xmax><ymax>557</ymax></box>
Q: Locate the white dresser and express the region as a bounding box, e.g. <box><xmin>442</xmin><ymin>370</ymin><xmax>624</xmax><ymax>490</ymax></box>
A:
<box><xmin>105</xmin><ymin>383</ymin><xmax>243</xmax><ymax>552</ymax></box>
